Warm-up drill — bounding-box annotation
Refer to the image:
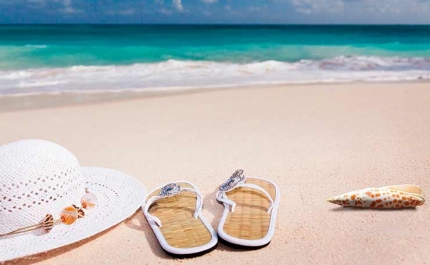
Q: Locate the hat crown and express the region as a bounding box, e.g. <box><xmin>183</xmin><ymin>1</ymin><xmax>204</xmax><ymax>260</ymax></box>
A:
<box><xmin>0</xmin><ymin>139</ymin><xmax>85</xmax><ymax>234</ymax></box>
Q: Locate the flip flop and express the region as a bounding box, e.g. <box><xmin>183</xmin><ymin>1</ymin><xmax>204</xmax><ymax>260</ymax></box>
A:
<box><xmin>216</xmin><ymin>170</ymin><xmax>280</xmax><ymax>248</ymax></box>
<box><xmin>143</xmin><ymin>181</ymin><xmax>218</xmax><ymax>256</ymax></box>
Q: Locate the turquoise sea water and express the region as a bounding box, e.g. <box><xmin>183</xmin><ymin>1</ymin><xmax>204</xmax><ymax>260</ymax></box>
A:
<box><xmin>0</xmin><ymin>25</ymin><xmax>430</xmax><ymax>94</ymax></box>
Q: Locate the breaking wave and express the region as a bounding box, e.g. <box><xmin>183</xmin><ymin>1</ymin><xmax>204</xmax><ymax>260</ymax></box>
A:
<box><xmin>1</xmin><ymin>56</ymin><xmax>430</xmax><ymax>95</ymax></box>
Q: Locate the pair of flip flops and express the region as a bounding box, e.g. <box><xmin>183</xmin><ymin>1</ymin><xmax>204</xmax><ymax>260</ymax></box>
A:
<box><xmin>142</xmin><ymin>170</ymin><xmax>280</xmax><ymax>256</ymax></box>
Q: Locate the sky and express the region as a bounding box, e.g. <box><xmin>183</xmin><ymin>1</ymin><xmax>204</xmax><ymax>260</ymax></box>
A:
<box><xmin>1</xmin><ymin>0</ymin><xmax>430</xmax><ymax>24</ymax></box>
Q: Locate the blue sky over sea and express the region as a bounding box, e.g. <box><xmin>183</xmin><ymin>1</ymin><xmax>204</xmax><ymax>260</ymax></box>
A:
<box><xmin>1</xmin><ymin>0</ymin><xmax>430</xmax><ymax>24</ymax></box>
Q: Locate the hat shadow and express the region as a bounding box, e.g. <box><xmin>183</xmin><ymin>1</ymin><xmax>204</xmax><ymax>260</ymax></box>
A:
<box><xmin>2</xmin><ymin>224</ymin><xmax>118</xmax><ymax>265</ymax></box>
<box><xmin>123</xmin><ymin>210</ymin><xmax>173</xmax><ymax>260</ymax></box>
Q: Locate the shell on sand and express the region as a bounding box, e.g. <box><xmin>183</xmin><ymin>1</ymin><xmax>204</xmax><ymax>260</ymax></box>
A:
<box><xmin>327</xmin><ymin>184</ymin><xmax>425</xmax><ymax>208</ymax></box>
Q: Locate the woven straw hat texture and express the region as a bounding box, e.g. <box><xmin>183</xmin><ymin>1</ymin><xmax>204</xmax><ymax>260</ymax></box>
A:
<box><xmin>0</xmin><ymin>139</ymin><xmax>146</xmax><ymax>262</ymax></box>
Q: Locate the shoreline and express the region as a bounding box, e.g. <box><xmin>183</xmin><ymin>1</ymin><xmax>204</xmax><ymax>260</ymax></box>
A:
<box><xmin>1</xmin><ymin>80</ymin><xmax>429</xmax><ymax>112</ymax></box>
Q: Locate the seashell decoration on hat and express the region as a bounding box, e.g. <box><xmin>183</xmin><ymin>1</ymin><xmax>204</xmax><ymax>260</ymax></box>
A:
<box><xmin>0</xmin><ymin>139</ymin><xmax>146</xmax><ymax>262</ymax></box>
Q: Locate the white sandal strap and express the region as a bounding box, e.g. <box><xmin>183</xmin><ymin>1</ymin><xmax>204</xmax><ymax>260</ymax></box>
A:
<box><xmin>216</xmin><ymin>170</ymin><xmax>273</xmax><ymax>213</ymax></box>
<box><xmin>144</xmin><ymin>183</ymin><xmax>202</xmax><ymax>227</ymax></box>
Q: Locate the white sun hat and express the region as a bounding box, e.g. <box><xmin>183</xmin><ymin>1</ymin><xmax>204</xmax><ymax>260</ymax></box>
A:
<box><xmin>0</xmin><ymin>139</ymin><xmax>146</xmax><ymax>262</ymax></box>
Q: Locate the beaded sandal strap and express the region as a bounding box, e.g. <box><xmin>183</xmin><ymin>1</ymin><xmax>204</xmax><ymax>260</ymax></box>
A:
<box><xmin>144</xmin><ymin>183</ymin><xmax>202</xmax><ymax>227</ymax></box>
<box><xmin>216</xmin><ymin>170</ymin><xmax>273</xmax><ymax>213</ymax></box>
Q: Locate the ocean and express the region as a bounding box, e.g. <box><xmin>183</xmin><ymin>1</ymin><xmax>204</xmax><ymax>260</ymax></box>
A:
<box><xmin>1</xmin><ymin>25</ymin><xmax>430</xmax><ymax>95</ymax></box>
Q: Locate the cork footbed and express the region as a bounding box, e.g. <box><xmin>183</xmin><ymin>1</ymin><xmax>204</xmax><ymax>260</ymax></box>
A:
<box><xmin>222</xmin><ymin>178</ymin><xmax>277</xmax><ymax>240</ymax></box>
<box><xmin>147</xmin><ymin>182</ymin><xmax>212</xmax><ymax>249</ymax></box>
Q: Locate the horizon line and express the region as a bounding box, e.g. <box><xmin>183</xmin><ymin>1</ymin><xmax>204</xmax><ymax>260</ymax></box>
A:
<box><xmin>1</xmin><ymin>23</ymin><xmax>430</xmax><ymax>26</ymax></box>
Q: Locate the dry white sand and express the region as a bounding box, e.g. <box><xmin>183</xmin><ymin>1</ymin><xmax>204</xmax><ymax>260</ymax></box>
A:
<box><xmin>1</xmin><ymin>82</ymin><xmax>430</xmax><ymax>264</ymax></box>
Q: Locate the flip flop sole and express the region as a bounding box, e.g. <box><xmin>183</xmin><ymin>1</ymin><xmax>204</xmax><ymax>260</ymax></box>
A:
<box><xmin>144</xmin><ymin>181</ymin><xmax>218</xmax><ymax>256</ymax></box>
<box><xmin>217</xmin><ymin>177</ymin><xmax>280</xmax><ymax>247</ymax></box>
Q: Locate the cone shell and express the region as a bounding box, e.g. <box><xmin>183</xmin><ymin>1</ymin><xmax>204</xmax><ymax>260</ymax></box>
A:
<box><xmin>327</xmin><ymin>185</ymin><xmax>425</xmax><ymax>208</ymax></box>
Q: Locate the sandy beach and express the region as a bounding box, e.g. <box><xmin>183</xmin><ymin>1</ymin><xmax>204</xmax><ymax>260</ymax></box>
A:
<box><xmin>1</xmin><ymin>82</ymin><xmax>430</xmax><ymax>265</ymax></box>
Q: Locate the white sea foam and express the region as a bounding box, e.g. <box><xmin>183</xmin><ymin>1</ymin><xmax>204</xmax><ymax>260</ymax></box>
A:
<box><xmin>0</xmin><ymin>56</ymin><xmax>429</xmax><ymax>95</ymax></box>
<box><xmin>24</xmin><ymin>45</ymin><xmax>48</xmax><ymax>49</ymax></box>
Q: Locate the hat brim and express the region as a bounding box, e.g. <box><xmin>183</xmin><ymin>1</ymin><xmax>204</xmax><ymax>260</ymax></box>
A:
<box><xmin>0</xmin><ymin>167</ymin><xmax>146</xmax><ymax>262</ymax></box>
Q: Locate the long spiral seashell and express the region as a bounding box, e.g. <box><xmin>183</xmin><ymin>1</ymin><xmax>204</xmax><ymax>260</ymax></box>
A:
<box><xmin>327</xmin><ymin>184</ymin><xmax>425</xmax><ymax>208</ymax></box>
